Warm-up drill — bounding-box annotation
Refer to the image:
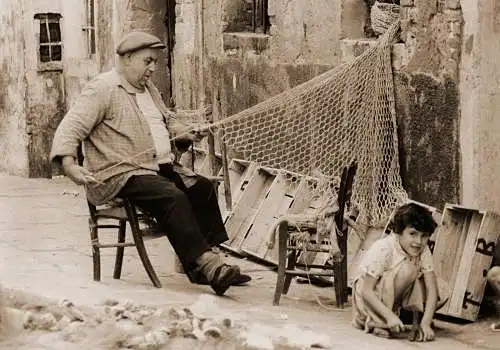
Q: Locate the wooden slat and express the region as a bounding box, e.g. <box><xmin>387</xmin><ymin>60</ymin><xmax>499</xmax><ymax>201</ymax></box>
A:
<box><xmin>97</xmin><ymin>242</ymin><xmax>135</xmax><ymax>248</ymax></box>
<box><xmin>285</xmin><ymin>270</ymin><xmax>334</xmax><ymax>277</ymax></box>
<box><xmin>223</xmin><ymin>166</ymin><xmax>275</xmax><ymax>252</ymax></box>
<box><xmin>433</xmin><ymin>206</ymin><xmax>470</xmax><ymax>316</ymax></box>
<box><xmin>461</xmin><ymin>210</ymin><xmax>500</xmax><ymax>321</ymax></box>
<box><xmin>448</xmin><ymin>209</ymin><xmax>482</xmax><ymax>315</ymax></box>
<box><xmin>241</xmin><ymin>173</ymin><xmax>301</xmax><ymax>262</ymax></box>
<box><xmin>217</xmin><ymin>159</ymin><xmax>253</xmax><ymax>221</ymax></box>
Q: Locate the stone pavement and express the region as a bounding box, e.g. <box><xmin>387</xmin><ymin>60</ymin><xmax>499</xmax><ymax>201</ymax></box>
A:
<box><xmin>0</xmin><ymin>173</ymin><xmax>498</xmax><ymax>349</ymax></box>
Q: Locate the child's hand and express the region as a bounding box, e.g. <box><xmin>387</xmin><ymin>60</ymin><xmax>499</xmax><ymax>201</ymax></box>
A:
<box><xmin>419</xmin><ymin>323</ymin><xmax>435</xmax><ymax>341</ymax></box>
<box><xmin>408</xmin><ymin>323</ymin><xmax>435</xmax><ymax>342</ymax></box>
<box><xmin>386</xmin><ymin>315</ymin><xmax>405</xmax><ymax>333</ymax></box>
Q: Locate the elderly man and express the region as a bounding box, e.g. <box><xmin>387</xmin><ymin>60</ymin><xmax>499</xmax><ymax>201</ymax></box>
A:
<box><xmin>50</xmin><ymin>31</ymin><xmax>249</xmax><ymax>296</ymax></box>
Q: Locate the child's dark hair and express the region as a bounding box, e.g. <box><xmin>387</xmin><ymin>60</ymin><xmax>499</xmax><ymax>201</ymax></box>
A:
<box><xmin>390</xmin><ymin>203</ymin><xmax>437</xmax><ymax>235</ymax></box>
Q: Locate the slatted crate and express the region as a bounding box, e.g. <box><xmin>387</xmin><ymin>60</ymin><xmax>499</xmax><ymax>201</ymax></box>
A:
<box><xmin>222</xmin><ymin>166</ymin><xmax>276</xmax><ymax>254</ymax></box>
<box><xmin>217</xmin><ymin>159</ymin><xmax>257</xmax><ymax>222</ymax></box>
<box><xmin>433</xmin><ymin>204</ymin><xmax>500</xmax><ymax>321</ymax></box>
<box><xmin>240</xmin><ymin>172</ymin><xmax>304</xmax><ymax>264</ymax></box>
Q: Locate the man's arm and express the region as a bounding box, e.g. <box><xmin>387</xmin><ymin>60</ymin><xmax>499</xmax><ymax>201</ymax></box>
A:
<box><xmin>50</xmin><ymin>79</ymin><xmax>109</xmax><ymax>184</ymax></box>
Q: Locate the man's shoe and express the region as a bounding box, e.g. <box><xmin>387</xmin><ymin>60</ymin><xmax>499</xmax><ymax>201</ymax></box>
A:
<box><xmin>188</xmin><ymin>268</ymin><xmax>251</xmax><ymax>286</ymax></box>
<box><xmin>210</xmin><ymin>264</ymin><xmax>241</xmax><ymax>296</ymax></box>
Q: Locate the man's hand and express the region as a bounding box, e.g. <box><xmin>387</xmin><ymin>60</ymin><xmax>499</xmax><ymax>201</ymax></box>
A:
<box><xmin>63</xmin><ymin>162</ymin><xmax>101</xmax><ymax>186</ymax></box>
<box><xmin>409</xmin><ymin>323</ymin><xmax>435</xmax><ymax>342</ymax></box>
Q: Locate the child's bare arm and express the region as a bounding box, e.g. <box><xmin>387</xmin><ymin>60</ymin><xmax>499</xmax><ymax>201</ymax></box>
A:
<box><xmin>359</xmin><ymin>274</ymin><xmax>404</xmax><ymax>332</ymax></box>
<box><xmin>422</xmin><ymin>271</ymin><xmax>438</xmax><ymax>325</ymax></box>
<box><xmin>416</xmin><ymin>271</ymin><xmax>438</xmax><ymax>341</ymax></box>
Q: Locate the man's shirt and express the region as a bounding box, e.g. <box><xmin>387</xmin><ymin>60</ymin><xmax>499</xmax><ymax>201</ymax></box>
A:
<box><xmin>50</xmin><ymin>69</ymin><xmax>189</xmax><ymax>205</ymax></box>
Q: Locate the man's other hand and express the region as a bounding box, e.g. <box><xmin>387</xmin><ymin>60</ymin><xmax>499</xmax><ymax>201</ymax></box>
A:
<box><xmin>63</xmin><ymin>163</ymin><xmax>101</xmax><ymax>186</ymax></box>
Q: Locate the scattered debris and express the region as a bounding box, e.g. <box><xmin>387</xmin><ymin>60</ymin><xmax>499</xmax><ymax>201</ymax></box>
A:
<box><xmin>61</xmin><ymin>190</ymin><xmax>79</xmax><ymax>197</ymax></box>
<box><xmin>1</xmin><ymin>296</ymin><xmax>335</xmax><ymax>349</ymax></box>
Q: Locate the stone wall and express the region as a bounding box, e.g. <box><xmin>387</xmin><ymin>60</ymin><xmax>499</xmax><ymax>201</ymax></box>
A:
<box><xmin>459</xmin><ymin>0</ymin><xmax>500</xmax><ymax>213</ymax></box>
<box><xmin>0</xmin><ymin>1</ymin><xmax>29</xmax><ymax>176</ymax></box>
<box><xmin>200</xmin><ymin>0</ymin><xmax>343</xmax><ymax>117</ymax></box>
<box><xmin>396</xmin><ymin>0</ymin><xmax>463</xmax><ymax>209</ymax></box>
<box><xmin>97</xmin><ymin>0</ymin><xmax>170</xmax><ymax>102</ymax></box>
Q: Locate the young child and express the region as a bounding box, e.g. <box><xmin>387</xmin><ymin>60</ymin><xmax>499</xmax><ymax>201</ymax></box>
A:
<box><xmin>352</xmin><ymin>203</ymin><xmax>449</xmax><ymax>341</ymax></box>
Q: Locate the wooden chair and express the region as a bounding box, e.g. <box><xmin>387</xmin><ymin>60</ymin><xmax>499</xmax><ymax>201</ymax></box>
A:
<box><xmin>87</xmin><ymin>199</ymin><xmax>163</xmax><ymax>288</ymax></box>
<box><xmin>81</xmin><ymin>139</ymin><xmax>224</xmax><ymax>289</ymax></box>
<box><xmin>273</xmin><ymin>161</ymin><xmax>357</xmax><ymax>307</ymax></box>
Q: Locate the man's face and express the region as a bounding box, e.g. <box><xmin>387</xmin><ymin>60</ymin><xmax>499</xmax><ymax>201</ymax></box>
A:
<box><xmin>123</xmin><ymin>48</ymin><xmax>159</xmax><ymax>88</ymax></box>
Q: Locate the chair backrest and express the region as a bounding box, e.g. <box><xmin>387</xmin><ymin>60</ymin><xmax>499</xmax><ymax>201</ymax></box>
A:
<box><xmin>334</xmin><ymin>161</ymin><xmax>357</xmax><ymax>246</ymax></box>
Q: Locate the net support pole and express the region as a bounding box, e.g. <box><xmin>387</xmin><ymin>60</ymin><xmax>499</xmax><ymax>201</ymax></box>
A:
<box><xmin>214</xmin><ymin>87</ymin><xmax>232</xmax><ymax>211</ymax></box>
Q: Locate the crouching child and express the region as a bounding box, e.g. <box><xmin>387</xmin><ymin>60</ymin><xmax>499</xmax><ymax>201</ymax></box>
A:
<box><xmin>352</xmin><ymin>203</ymin><xmax>449</xmax><ymax>341</ymax></box>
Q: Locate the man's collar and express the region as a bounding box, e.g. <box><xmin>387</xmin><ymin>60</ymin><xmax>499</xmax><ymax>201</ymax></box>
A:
<box><xmin>111</xmin><ymin>68</ymin><xmax>146</xmax><ymax>94</ymax></box>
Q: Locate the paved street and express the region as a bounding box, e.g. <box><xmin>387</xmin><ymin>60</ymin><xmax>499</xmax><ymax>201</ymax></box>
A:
<box><xmin>0</xmin><ymin>173</ymin><xmax>498</xmax><ymax>349</ymax></box>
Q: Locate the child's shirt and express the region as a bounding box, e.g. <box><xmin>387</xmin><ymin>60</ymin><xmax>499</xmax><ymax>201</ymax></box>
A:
<box><xmin>357</xmin><ymin>233</ymin><xmax>434</xmax><ymax>280</ymax></box>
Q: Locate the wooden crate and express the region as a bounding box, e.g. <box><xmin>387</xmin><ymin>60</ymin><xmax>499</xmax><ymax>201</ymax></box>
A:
<box><xmin>222</xmin><ymin>166</ymin><xmax>276</xmax><ymax>253</ymax></box>
<box><xmin>433</xmin><ymin>204</ymin><xmax>500</xmax><ymax>321</ymax></box>
<box><xmin>217</xmin><ymin>159</ymin><xmax>257</xmax><ymax>222</ymax></box>
<box><xmin>240</xmin><ymin>172</ymin><xmax>303</xmax><ymax>264</ymax></box>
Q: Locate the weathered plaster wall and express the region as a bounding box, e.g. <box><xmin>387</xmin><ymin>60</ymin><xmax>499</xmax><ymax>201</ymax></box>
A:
<box><xmin>459</xmin><ymin>0</ymin><xmax>500</xmax><ymax>213</ymax></box>
<box><xmin>172</xmin><ymin>0</ymin><xmax>200</xmax><ymax>109</ymax></box>
<box><xmin>97</xmin><ymin>0</ymin><xmax>171</xmax><ymax>102</ymax></box>
<box><xmin>0</xmin><ymin>1</ymin><xmax>29</xmax><ymax>176</ymax></box>
<box><xmin>197</xmin><ymin>0</ymin><xmax>344</xmax><ymax>117</ymax></box>
<box><xmin>396</xmin><ymin>0</ymin><xmax>463</xmax><ymax>209</ymax></box>
<box><xmin>60</xmin><ymin>0</ymin><xmax>100</xmax><ymax>109</ymax></box>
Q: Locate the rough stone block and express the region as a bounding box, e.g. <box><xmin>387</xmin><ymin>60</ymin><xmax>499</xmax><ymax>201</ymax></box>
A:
<box><xmin>267</xmin><ymin>0</ymin><xmax>277</xmax><ymax>16</ymax></box>
<box><xmin>445</xmin><ymin>0</ymin><xmax>461</xmax><ymax>9</ymax></box>
<box><xmin>400</xmin><ymin>0</ymin><xmax>414</xmax><ymax>6</ymax></box>
<box><xmin>223</xmin><ymin>32</ymin><xmax>270</xmax><ymax>52</ymax></box>
<box><xmin>445</xmin><ymin>9</ymin><xmax>463</xmax><ymax>22</ymax></box>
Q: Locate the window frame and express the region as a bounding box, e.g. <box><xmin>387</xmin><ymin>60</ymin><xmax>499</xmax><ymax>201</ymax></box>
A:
<box><xmin>34</xmin><ymin>13</ymin><xmax>63</xmax><ymax>71</ymax></box>
<box><xmin>82</xmin><ymin>0</ymin><xmax>97</xmax><ymax>59</ymax></box>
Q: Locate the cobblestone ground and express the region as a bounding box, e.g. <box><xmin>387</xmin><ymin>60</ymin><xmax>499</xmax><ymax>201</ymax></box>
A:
<box><xmin>0</xmin><ymin>173</ymin><xmax>498</xmax><ymax>349</ymax></box>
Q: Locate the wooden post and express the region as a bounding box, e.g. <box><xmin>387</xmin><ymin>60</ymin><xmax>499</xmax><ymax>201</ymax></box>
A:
<box><xmin>214</xmin><ymin>88</ymin><xmax>232</xmax><ymax>211</ymax></box>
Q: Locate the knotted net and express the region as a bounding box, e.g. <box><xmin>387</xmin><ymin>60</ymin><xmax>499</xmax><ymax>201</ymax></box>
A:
<box><xmin>210</xmin><ymin>22</ymin><xmax>407</xmax><ymax>228</ymax></box>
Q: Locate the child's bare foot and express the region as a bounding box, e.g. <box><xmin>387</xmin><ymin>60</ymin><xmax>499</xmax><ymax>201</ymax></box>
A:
<box><xmin>352</xmin><ymin>318</ymin><xmax>365</xmax><ymax>330</ymax></box>
<box><xmin>373</xmin><ymin>327</ymin><xmax>391</xmax><ymax>338</ymax></box>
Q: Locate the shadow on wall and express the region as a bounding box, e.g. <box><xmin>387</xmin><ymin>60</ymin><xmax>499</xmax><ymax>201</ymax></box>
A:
<box><xmin>395</xmin><ymin>71</ymin><xmax>460</xmax><ymax>210</ymax></box>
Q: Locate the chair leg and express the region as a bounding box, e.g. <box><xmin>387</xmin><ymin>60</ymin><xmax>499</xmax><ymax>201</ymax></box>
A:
<box><xmin>113</xmin><ymin>220</ymin><xmax>127</xmax><ymax>280</ymax></box>
<box><xmin>273</xmin><ymin>221</ymin><xmax>289</xmax><ymax>305</ymax></box>
<box><xmin>124</xmin><ymin>200</ymin><xmax>162</xmax><ymax>288</ymax></box>
<box><xmin>89</xmin><ymin>217</ymin><xmax>101</xmax><ymax>282</ymax></box>
<box><xmin>283</xmin><ymin>249</ymin><xmax>296</xmax><ymax>294</ymax></box>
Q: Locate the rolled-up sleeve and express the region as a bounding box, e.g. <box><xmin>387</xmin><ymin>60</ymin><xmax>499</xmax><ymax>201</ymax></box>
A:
<box><xmin>50</xmin><ymin>79</ymin><xmax>110</xmax><ymax>163</ymax></box>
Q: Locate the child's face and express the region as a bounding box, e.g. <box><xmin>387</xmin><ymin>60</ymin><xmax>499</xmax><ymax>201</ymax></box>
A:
<box><xmin>398</xmin><ymin>226</ymin><xmax>430</xmax><ymax>257</ymax></box>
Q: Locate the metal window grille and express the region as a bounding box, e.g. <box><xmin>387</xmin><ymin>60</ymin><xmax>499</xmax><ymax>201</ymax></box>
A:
<box><xmin>35</xmin><ymin>13</ymin><xmax>62</xmax><ymax>63</ymax></box>
<box><xmin>83</xmin><ymin>0</ymin><xmax>96</xmax><ymax>57</ymax></box>
<box><xmin>250</xmin><ymin>0</ymin><xmax>269</xmax><ymax>33</ymax></box>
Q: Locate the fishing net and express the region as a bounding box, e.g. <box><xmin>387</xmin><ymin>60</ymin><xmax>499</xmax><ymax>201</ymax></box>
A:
<box><xmin>207</xmin><ymin>22</ymin><xmax>407</xmax><ymax>228</ymax></box>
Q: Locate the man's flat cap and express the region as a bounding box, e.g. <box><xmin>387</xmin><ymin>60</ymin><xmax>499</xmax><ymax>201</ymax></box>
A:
<box><xmin>116</xmin><ymin>31</ymin><xmax>166</xmax><ymax>55</ymax></box>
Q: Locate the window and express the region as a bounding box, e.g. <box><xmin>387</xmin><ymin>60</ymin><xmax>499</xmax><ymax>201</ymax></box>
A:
<box><xmin>250</xmin><ymin>0</ymin><xmax>269</xmax><ymax>34</ymax></box>
<box><xmin>34</xmin><ymin>13</ymin><xmax>62</xmax><ymax>63</ymax></box>
<box><xmin>83</xmin><ymin>0</ymin><xmax>96</xmax><ymax>57</ymax></box>
<box><xmin>224</xmin><ymin>0</ymin><xmax>269</xmax><ymax>34</ymax></box>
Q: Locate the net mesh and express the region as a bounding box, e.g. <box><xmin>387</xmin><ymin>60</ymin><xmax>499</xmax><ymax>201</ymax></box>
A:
<box><xmin>211</xmin><ymin>22</ymin><xmax>407</xmax><ymax>227</ymax></box>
